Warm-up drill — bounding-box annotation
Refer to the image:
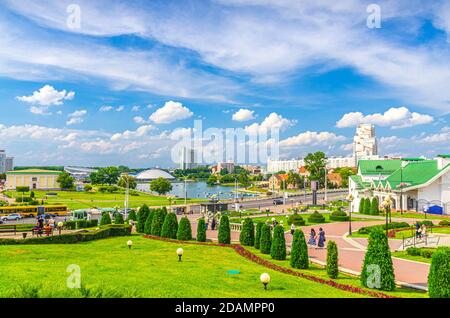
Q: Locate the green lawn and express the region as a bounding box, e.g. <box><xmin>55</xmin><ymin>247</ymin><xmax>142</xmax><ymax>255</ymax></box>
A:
<box><xmin>2</xmin><ymin>190</ymin><xmax>206</xmax><ymax>210</ymax></box>
<box><xmin>351</xmin><ymin>226</ymin><xmax>450</xmax><ymax>239</ymax></box>
<box><xmin>392</xmin><ymin>251</ymin><xmax>432</xmax><ymax>264</ymax></box>
<box><xmin>0</xmin><ymin>236</ymin><xmax>368</xmax><ymax>298</ymax></box>
<box><xmin>389</xmin><ymin>212</ymin><xmax>449</xmax><ymax>221</ymax></box>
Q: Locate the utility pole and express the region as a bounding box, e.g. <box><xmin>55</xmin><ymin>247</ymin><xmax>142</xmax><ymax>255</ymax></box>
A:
<box><xmin>184</xmin><ymin>178</ymin><xmax>187</xmax><ymax>206</ymax></box>
<box><xmin>324</xmin><ymin>167</ymin><xmax>328</xmax><ymax>202</ymax></box>
<box><xmin>124</xmin><ymin>175</ymin><xmax>129</xmax><ymax>221</ymax></box>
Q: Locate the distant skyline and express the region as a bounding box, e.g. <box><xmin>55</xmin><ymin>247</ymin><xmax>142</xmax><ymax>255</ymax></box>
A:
<box><xmin>0</xmin><ymin>0</ymin><xmax>449</xmax><ymax>168</ymax></box>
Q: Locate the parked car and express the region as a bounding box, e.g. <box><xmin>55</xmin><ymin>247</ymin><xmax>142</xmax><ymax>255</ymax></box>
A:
<box><xmin>273</xmin><ymin>199</ymin><xmax>284</xmax><ymax>205</ymax></box>
<box><xmin>1</xmin><ymin>213</ymin><xmax>23</xmax><ymax>221</ymax></box>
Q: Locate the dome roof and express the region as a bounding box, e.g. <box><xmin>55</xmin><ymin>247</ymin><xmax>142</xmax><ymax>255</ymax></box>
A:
<box><xmin>135</xmin><ymin>169</ymin><xmax>175</xmax><ymax>180</ymax></box>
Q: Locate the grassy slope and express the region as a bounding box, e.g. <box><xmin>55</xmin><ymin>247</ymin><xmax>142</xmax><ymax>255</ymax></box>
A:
<box><xmin>0</xmin><ymin>235</ymin><xmax>367</xmax><ymax>298</ymax></box>
<box><xmin>3</xmin><ymin>190</ymin><xmax>206</xmax><ymax>210</ymax></box>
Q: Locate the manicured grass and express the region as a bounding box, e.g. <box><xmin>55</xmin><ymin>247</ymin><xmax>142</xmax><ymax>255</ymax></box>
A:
<box><xmin>246</xmin><ymin>246</ymin><xmax>426</xmax><ymax>298</ymax></box>
<box><xmin>351</xmin><ymin>227</ymin><xmax>450</xmax><ymax>239</ymax></box>
<box><xmin>389</xmin><ymin>212</ymin><xmax>449</xmax><ymax>221</ymax></box>
<box><xmin>392</xmin><ymin>251</ymin><xmax>432</xmax><ymax>264</ymax></box>
<box><xmin>0</xmin><ymin>236</ymin><xmax>367</xmax><ymax>298</ymax></box>
<box><xmin>2</xmin><ymin>190</ymin><xmax>206</xmax><ymax>210</ymax></box>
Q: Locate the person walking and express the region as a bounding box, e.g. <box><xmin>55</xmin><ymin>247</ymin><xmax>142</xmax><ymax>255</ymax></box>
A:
<box><xmin>421</xmin><ymin>224</ymin><xmax>427</xmax><ymax>239</ymax></box>
<box><xmin>415</xmin><ymin>221</ymin><xmax>421</xmax><ymax>238</ymax></box>
<box><xmin>290</xmin><ymin>223</ymin><xmax>296</xmax><ymax>235</ymax></box>
<box><xmin>308</xmin><ymin>228</ymin><xmax>316</xmax><ymax>247</ymax></box>
<box><xmin>317</xmin><ymin>227</ymin><xmax>326</xmax><ymax>249</ymax></box>
<box><xmin>211</xmin><ymin>218</ymin><xmax>216</xmax><ymax>231</ymax></box>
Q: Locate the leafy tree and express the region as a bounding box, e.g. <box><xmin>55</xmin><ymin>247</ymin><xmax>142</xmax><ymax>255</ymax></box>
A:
<box><xmin>239</xmin><ymin>218</ymin><xmax>255</xmax><ymax>246</ymax></box>
<box><xmin>151</xmin><ymin>209</ymin><xmax>167</xmax><ymax>236</ymax></box>
<box><xmin>304</xmin><ymin>151</ymin><xmax>327</xmax><ymax>183</ymax></box>
<box><xmin>259</xmin><ymin>224</ymin><xmax>272</xmax><ymax>254</ymax></box>
<box><xmin>218</xmin><ymin>215</ymin><xmax>231</xmax><ymax>244</ymax></box>
<box><xmin>333</xmin><ymin>167</ymin><xmax>356</xmax><ymax>188</ymax></box>
<box><xmin>30</xmin><ymin>191</ymin><xmax>35</xmax><ymax>198</ymax></box>
<box><xmin>428</xmin><ymin>249</ymin><xmax>450</xmax><ymax>298</ymax></box>
<box><xmin>254</xmin><ymin>222</ymin><xmax>263</xmax><ymax>249</ymax></box>
<box><xmin>150</xmin><ymin>177</ymin><xmax>173</xmax><ymax>195</ymax></box>
<box><xmin>137</xmin><ymin>204</ymin><xmax>150</xmax><ymax>233</ymax></box>
<box><xmin>237</xmin><ymin>173</ymin><xmax>250</xmax><ymax>187</ymax></box>
<box><xmin>326</xmin><ymin>241</ymin><xmax>339</xmax><ymax>279</ymax></box>
<box><xmin>117</xmin><ymin>174</ymin><xmax>137</xmax><ymax>189</ymax></box>
<box><xmin>196</xmin><ymin>218</ymin><xmax>207</xmax><ymax>242</ymax></box>
<box><xmin>16</xmin><ymin>186</ymin><xmax>30</xmax><ymax>194</ymax></box>
<box><xmin>206</xmin><ymin>174</ymin><xmax>218</xmax><ymax>186</ymax></box>
<box><xmin>270</xmin><ymin>225</ymin><xmax>286</xmax><ymax>260</ymax></box>
<box><xmin>370</xmin><ymin>197</ymin><xmax>379</xmax><ymax>215</ymax></box>
<box><xmin>361</xmin><ymin>229</ymin><xmax>395</xmax><ymax>291</ymax></box>
<box><xmin>114</xmin><ymin>212</ymin><xmax>124</xmax><ymax>224</ymax></box>
<box><xmin>364</xmin><ymin>198</ymin><xmax>372</xmax><ymax>214</ymax></box>
<box><xmin>287</xmin><ymin>171</ymin><xmax>302</xmax><ymax>189</ymax></box>
<box><xmin>90</xmin><ymin>167</ymin><xmax>120</xmax><ymax>185</ymax></box>
<box><xmin>127</xmin><ymin>210</ymin><xmax>137</xmax><ymax>222</ymax></box>
<box><xmin>161</xmin><ymin>212</ymin><xmax>178</xmax><ymax>239</ymax></box>
<box><xmin>100</xmin><ymin>212</ymin><xmax>112</xmax><ymax>226</ymax></box>
<box><xmin>177</xmin><ymin>217</ymin><xmax>192</xmax><ymax>241</ymax></box>
<box><xmin>0</xmin><ymin>173</ymin><xmax>6</xmax><ymax>181</ymax></box>
<box><xmin>290</xmin><ymin>230</ymin><xmax>309</xmax><ymax>269</ymax></box>
<box><xmin>84</xmin><ymin>184</ymin><xmax>93</xmax><ymax>192</ymax></box>
<box><xmin>57</xmin><ymin>171</ymin><xmax>75</xmax><ymax>189</ymax></box>
<box><xmin>144</xmin><ymin>210</ymin><xmax>155</xmax><ymax>234</ymax></box>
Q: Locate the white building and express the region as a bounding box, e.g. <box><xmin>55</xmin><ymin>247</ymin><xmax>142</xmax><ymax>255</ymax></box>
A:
<box><xmin>267</xmin><ymin>159</ymin><xmax>304</xmax><ymax>173</ymax></box>
<box><xmin>349</xmin><ymin>155</ymin><xmax>450</xmax><ymax>215</ymax></box>
<box><xmin>212</xmin><ymin>162</ymin><xmax>235</xmax><ymax>174</ymax></box>
<box><xmin>65</xmin><ymin>166</ymin><xmax>97</xmax><ymax>182</ymax></box>
<box><xmin>0</xmin><ymin>150</ymin><xmax>5</xmax><ymax>173</ymax></box>
<box><xmin>326</xmin><ymin>156</ymin><xmax>356</xmax><ymax>169</ymax></box>
<box><xmin>5</xmin><ymin>157</ymin><xmax>14</xmax><ymax>172</ymax></box>
<box><xmin>353</xmin><ymin>124</ymin><xmax>378</xmax><ymax>161</ymax></box>
<box><xmin>179</xmin><ymin>147</ymin><xmax>197</xmax><ymax>170</ymax></box>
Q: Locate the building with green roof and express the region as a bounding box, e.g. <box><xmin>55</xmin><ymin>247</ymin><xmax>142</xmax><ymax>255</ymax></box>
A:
<box><xmin>349</xmin><ymin>156</ymin><xmax>450</xmax><ymax>215</ymax></box>
<box><xmin>5</xmin><ymin>169</ymin><xmax>62</xmax><ymax>190</ymax></box>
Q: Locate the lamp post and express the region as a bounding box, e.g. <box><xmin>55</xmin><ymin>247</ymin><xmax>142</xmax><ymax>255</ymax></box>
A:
<box><xmin>57</xmin><ymin>221</ymin><xmax>63</xmax><ymax>235</ymax></box>
<box><xmin>382</xmin><ymin>196</ymin><xmax>392</xmax><ymax>237</ymax></box>
<box><xmin>127</xmin><ymin>240</ymin><xmax>133</xmax><ymax>250</ymax></box>
<box><xmin>260</xmin><ymin>273</ymin><xmax>270</xmax><ymax>290</ymax></box>
<box><xmin>177</xmin><ymin>248</ymin><xmax>184</xmax><ymax>262</ymax></box>
<box><xmin>346</xmin><ymin>194</ymin><xmax>353</xmax><ymax>236</ymax></box>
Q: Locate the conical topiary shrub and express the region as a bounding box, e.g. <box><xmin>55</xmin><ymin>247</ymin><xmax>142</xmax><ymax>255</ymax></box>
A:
<box><xmin>259</xmin><ymin>224</ymin><xmax>272</xmax><ymax>254</ymax></box>
<box><xmin>151</xmin><ymin>209</ymin><xmax>166</xmax><ymax>236</ymax></box>
<box><xmin>100</xmin><ymin>212</ymin><xmax>112</xmax><ymax>226</ymax></box>
<box><xmin>428</xmin><ymin>249</ymin><xmax>450</xmax><ymax>298</ymax></box>
<box><xmin>239</xmin><ymin>218</ymin><xmax>255</xmax><ymax>246</ymax></box>
<box><xmin>358</xmin><ymin>198</ymin><xmax>365</xmax><ymax>214</ymax></box>
<box><xmin>370</xmin><ymin>197</ymin><xmax>379</xmax><ymax>215</ymax></box>
<box><xmin>137</xmin><ymin>204</ymin><xmax>150</xmax><ymax>233</ymax></box>
<box><xmin>127</xmin><ymin>210</ymin><xmax>137</xmax><ymax>222</ymax></box>
<box><xmin>361</xmin><ymin>228</ymin><xmax>395</xmax><ymax>291</ymax></box>
<box><xmin>177</xmin><ymin>216</ymin><xmax>192</xmax><ymax>241</ymax></box>
<box><xmin>290</xmin><ymin>230</ymin><xmax>309</xmax><ymax>269</ymax></box>
<box><xmin>270</xmin><ymin>225</ymin><xmax>286</xmax><ymax>260</ymax></box>
<box><xmin>161</xmin><ymin>212</ymin><xmax>178</xmax><ymax>239</ymax></box>
<box><xmin>254</xmin><ymin>222</ymin><xmax>263</xmax><ymax>249</ymax></box>
<box><xmin>326</xmin><ymin>241</ymin><xmax>339</xmax><ymax>279</ymax></box>
<box><xmin>114</xmin><ymin>212</ymin><xmax>124</xmax><ymax>224</ymax></box>
<box><xmin>364</xmin><ymin>198</ymin><xmax>371</xmax><ymax>214</ymax></box>
<box><xmin>218</xmin><ymin>215</ymin><xmax>231</xmax><ymax>244</ymax></box>
<box><xmin>196</xmin><ymin>218</ymin><xmax>207</xmax><ymax>242</ymax></box>
<box><xmin>144</xmin><ymin>210</ymin><xmax>155</xmax><ymax>234</ymax></box>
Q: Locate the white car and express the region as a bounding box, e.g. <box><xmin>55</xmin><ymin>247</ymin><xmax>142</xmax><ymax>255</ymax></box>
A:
<box><xmin>1</xmin><ymin>213</ymin><xmax>23</xmax><ymax>221</ymax></box>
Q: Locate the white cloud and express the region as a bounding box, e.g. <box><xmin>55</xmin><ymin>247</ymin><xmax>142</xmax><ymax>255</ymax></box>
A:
<box><xmin>116</xmin><ymin>106</ymin><xmax>125</xmax><ymax>112</ymax></box>
<box><xmin>133</xmin><ymin>116</ymin><xmax>148</xmax><ymax>124</ymax></box>
<box><xmin>17</xmin><ymin>85</ymin><xmax>74</xmax><ymax>106</ymax></box>
<box><xmin>280</xmin><ymin>131</ymin><xmax>346</xmax><ymax>147</ymax></box>
<box><xmin>336</xmin><ymin>107</ymin><xmax>433</xmax><ymax>129</ymax></box>
<box><xmin>66</xmin><ymin>109</ymin><xmax>87</xmax><ymax>126</ymax></box>
<box><xmin>232</xmin><ymin>108</ymin><xmax>255</xmax><ymax>122</ymax></box>
<box><xmin>110</xmin><ymin>125</ymin><xmax>155</xmax><ymax>141</ymax></box>
<box><xmin>245</xmin><ymin>112</ymin><xmax>295</xmax><ymax>135</ymax></box>
<box><xmin>99</xmin><ymin>106</ymin><xmax>114</xmax><ymax>112</ymax></box>
<box><xmin>149</xmin><ymin>101</ymin><xmax>193</xmax><ymax>124</ymax></box>
<box><xmin>131</xmin><ymin>106</ymin><xmax>140</xmax><ymax>112</ymax></box>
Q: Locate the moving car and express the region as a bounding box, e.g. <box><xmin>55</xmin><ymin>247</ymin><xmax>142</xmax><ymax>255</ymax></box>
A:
<box><xmin>1</xmin><ymin>213</ymin><xmax>23</xmax><ymax>221</ymax></box>
<box><xmin>273</xmin><ymin>198</ymin><xmax>284</xmax><ymax>205</ymax></box>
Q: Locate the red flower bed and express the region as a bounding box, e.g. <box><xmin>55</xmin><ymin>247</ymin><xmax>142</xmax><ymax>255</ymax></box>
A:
<box><xmin>143</xmin><ymin>235</ymin><xmax>398</xmax><ymax>298</ymax></box>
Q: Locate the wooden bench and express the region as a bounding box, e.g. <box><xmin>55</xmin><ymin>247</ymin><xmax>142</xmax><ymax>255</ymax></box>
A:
<box><xmin>0</xmin><ymin>224</ymin><xmax>17</xmax><ymax>235</ymax></box>
<box><xmin>32</xmin><ymin>227</ymin><xmax>53</xmax><ymax>237</ymax></box>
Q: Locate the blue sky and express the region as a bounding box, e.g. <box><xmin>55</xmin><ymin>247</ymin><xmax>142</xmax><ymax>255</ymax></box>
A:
<box><xmin>0</xmin><ymin>0</ymin><xmax>449</xmax><ymax>168</ymax></box>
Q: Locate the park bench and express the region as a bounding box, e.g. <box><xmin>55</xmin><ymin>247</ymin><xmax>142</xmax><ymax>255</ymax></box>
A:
<box><xmin>0</xmin><ymin>224</ymin><xmax>17</xmax><ymax>235</ymax></box>
<box><xmin>32</xmin><ymin>227</ymin><xmax>54</xmax><ymax>237</ymax></box>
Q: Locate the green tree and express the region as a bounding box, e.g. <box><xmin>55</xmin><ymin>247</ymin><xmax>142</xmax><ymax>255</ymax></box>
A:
<box><xmin>428</xmin><ymin>249</ymin><xmax>450</xmax><ymax>298</ymax></box>
<box><xmin>259</xmin><ymin>224</ymin><xmax>272</xmax><ymax>254</ymax></box>
<box><xmin>287</xmin><ymin>171</ymin><xmax>302</xmax><ymax>189</ymax></box>
<box><xmin>361</xmin><ymin>229</ymin><xmax>395</xmax><ymax>291</ymax></box>
<box><xmin>0</xmin><ymin>173</ymin><xmax>6</xmax><ymax>181</ymax></box>
<box><xmin>270</xmin><ymin>225</ymin><xmax>286</xmax><ymax>260</ymax></box>
<box><xmin>144</xmin><ymin>210</ymin><xmax>155</xmax><ymax>234</ymax></box>
<box><xmin>100</xmin><ymin>212</ymin><xmax>112</xmax><ymax>226</ymax></box>
<box><xmin>151</xmin><ymin>209</ymin><xmax>167</xmax><ymax>236</ymax></box>
<box><xmin>358</xmin><ymin>198</ymin><xmax>365</xmax><ymax>213</ymax></box>
<box><xmin>290</xmin><ymin>230</ymin><xmax>309</xmax><ymax>269</ymax></box>
<box><xmin>218</xmin><ymin>215</ymin><xmax>231</xmax><ymax>244</ymax></box>
<box><xmin>57</xmin><ymin>171</ymin><xmax>75</xmax><ymax>189</ymax></box>
<box><xmin>196</xmin><ymin>218</ymin><xmax>207</xmax><ymax>242</ymax></box>
<box><xmin>370</xmin><ymin>197</ymin><xmax>379</xmax><ymax>215</ymax></box>
<box><xmin>16</xmin><ymin>186</ymin><xmax>30</xmax><ymax>194</ymax></box>
<box><xmin>177</xmin><ymin>217</ymin><xmax>192</xmax><ymax>241</ymax></box>
<box><xmin>239</xmin><ymin>218</ymin><xmax>255</xmax><ymax>246</ymax></box>
<box><xmin>364</xmin><ymin>198</ymin><xmax>372</xmax><ymax>214</ymax></box>
<box><xmin>127</xmin><ymin>210</ymin><xmax>137</xmax><ymax>222</ymax></box>
<box><xmin>84</xmin><ymin>184</ymin><xmax>93</xmax><ymax>192</ymax></box>
<box><xmin>254</xmin><ymin>222</ymin><xmax>263</xmax><ymax>249</ymax></box>
<box><xmin>114</xmin><ymin>212</ymin><xmax>124</xmax><ymax>224</ymax></box>
<box><xmin>117</xmin><ymin>174</ymin><xmax>137</xmax><ymax>189</ymax></box>
<box><xmin>90</xmin><ymin>167</ymin><xmax>120</xmax><ymax>185</ymax></box>
<box><xmin>304</xmin><ymin>151</ymin><xmax>327</xmax><ymax>183</ymax></box>
<box><xmin>161</xmin><ymin>212</ymin><xmax>178</xmax><ymax>239</ymax></box>
<box><xmin>326</xmin><ymin>241</ymin><xmax>339</xmax><ymax>279</ymax></box>
<box><xmin>150</xmin><ymin>177</ymin><xmax>173</xmax><ymax>195</ymax></box>
<box><xmin>206</xmin><ymin>174</ymin><xmax>218</xmax><ymax>186</ymax></box>
<box><xmin>137</xmin><ymin>204</ymin><xmax>150</xmax><ymax>233</ymax></box>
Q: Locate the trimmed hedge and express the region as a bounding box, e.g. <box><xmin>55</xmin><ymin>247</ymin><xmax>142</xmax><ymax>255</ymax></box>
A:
<box><xmin>177</xmin><ymin>217</ymin><xmax>192</xmax><ymax>241</ymax></box>
<box><xmin>137</xmin><ymin>204</ymin><xmax>150</xmax><ymax>233</ymax></box>
<box><xmin>287</xmin><ymin>213</ymin><xmax>306</xmax><ymax>226</ymax></box>
<box><xmin>0</xmin><ymin>224</ymin><xmax>131</xmax><ymax>245</ymax></box>
<box><xmin>326</xmin><ymin>241</ymin><xmax>339</xmax><ymax>279</ymax></box>
<box><xmin>308</xmin><ymin>211</ymin><xmax>325</xmax><ymax>223</ymax></box>
<box><xmin>99</xmin><ymin>213</ymin><xmax>112</xmax><ymax>226</ymax></box>
<box><xmin>196</xmin><ymin>218</ymin><xmax>207</xmax><ymax>242</ymax></box>
<box><xmin>64</xmin><ymin>219</ymin><xmax>98</xmax><ymax>230</ymax></box>
<box><xmin>438</xmin><ymin>220</ymin><xmax>450</xmax><ymax>226</ymax></box>
<box><xmin>239</xmin><ymin>218</ymin><xmax>255</xmax><ymax>246</ymax></box>
<box><xmin>358</xmin><ymin>222</ymin><xmax>410</xmax><ymax>235</ymax></box>
<box><xmin>254</xmin><ymin>222</ymin><xmax>263</xmax><ymax>249</ymax></box>
<box><xmin>370</xmin><ymin>197</ymin><xmax>379</xmax><ymax>215</ymax></box>
<box><xmin>161</xmin><ymin>212</ymin><xmax>178</xmax><ymax>239</ymax></box>
<box><xmin>151</xmin><ymin>209</ymin><xmax>167</xmax><ymax>236</ymax></box>
<box><xmin>428</xmin><ymin>249</ymin><xmax>450</xmax><ymax>298</ymax></box>
<box><xmin>259</xmin><ymin>223</ymin><xmax>272</xmax><ymax>254</ymax></box>
<box><xmin>361</xmin><ymin>229</ymin><xmax>395</xmax><ymax>291</ymax></box>
<box><xmin>114</xmin><ymin>213</ymin><xmax>124</xmax><ymax>225</ymax></box>
<box><xmin>329</xmin><ymin>209</ymin><xmax>349</xmax><ymax>222</ymax></box>
<box><xmin>218</xmin><ymin>215</ymin><xmax>231</xmax><ymax>244</ymax></box>
<box><xmin>270</xmin><ymin>225</ymin><xmax>286</xmax><ymax>260</ymax></box>
<box><xmin>127</xmin><ymin>210</ymin><xmax>137</xmax><ymax>222</ymax></box>
<box><xmin>290</xmin><ymin>230</ymin><xmax>308</xmax><ymax>269</ymax></box>
<box><xmin>144</xmin><ymin>210</ymin><xmax>155</xmax><ymax>235</ymax></box>
<box><xmin>358</xmin><ymin>198</ymin><xmax>364</xmax><ymax>213</ymax></box>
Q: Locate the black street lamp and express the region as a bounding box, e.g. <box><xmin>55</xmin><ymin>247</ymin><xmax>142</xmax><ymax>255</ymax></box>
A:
<box><xmin>346</xmin><ymin>194</ymin><xmax>354</xmax><ymax>236</ymax></box>
<box><xmin>382</xmin><ymin>196</ymin><xmax>392</xmax><ymax>238</ymax></box>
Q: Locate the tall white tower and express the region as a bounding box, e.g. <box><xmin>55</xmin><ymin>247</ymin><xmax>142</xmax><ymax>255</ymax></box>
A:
<box><xmin>353</xmin><ymin>124</ymin><xmax>377</xmax><ymax>163</ymax></box>
<box><xmin>179</xmin><ymin>147</ymin><xmax>197</xmax><ymax>170</ymax></box>
<box><xmin>0</xmin><ymin>150</ymin><xmax>6</xmax><ymax>173</ymax></box>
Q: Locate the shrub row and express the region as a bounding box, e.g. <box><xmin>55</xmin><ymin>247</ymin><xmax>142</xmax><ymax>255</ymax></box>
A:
<box><xmin>329</xmin><ymin>209</ymin><xmax>349</xmax><ymax>222</ymax></box>
<box><xmin>407</xmin><ymin>246</ymin><xmax>449</xmax><ymax>259</ymax></box>
<box><xmin>64</xmin><ymin>219</ymin><xmax>99</xmax><ymax>230</ymax></box>
<box><xmin>308</xmin><ymin>211</ymin><xmax>326</xmax><ymax>223</ymax></box>
<box><xmin>358</xmin><ymin>222</ymin><xmax>410</xmax><ymax>234</ymax></box>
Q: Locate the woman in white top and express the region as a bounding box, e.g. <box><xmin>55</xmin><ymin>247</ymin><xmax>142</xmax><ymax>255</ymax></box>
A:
<box><xmin>290</xmin><ymin>223</ymin><xmax>296</xmax><ymax>235</ymax></box>
<box><xmin>421</xmin><ymin>224</ymin><xmax>427</xmax><ymax>238</ymax></box>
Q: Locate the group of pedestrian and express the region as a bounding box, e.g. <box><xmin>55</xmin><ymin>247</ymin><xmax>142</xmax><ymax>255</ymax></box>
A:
<box><xmin>415</xmin><ymin>222</ymin><xmax>427</xmax><ymax>238</ymax></box>
<box><xmin>308</xmin><ymin>227</ymin><xmax>326</xmax><ymax>249</ymax></box>
<box><xmin>205</xmin><ymin>218</ymin><xmax>216</xmax><ymax>231</ymax></box>
<box><xmin>32</xmin><ymin>215</ymin><xmax>55</xmax><ymax>237</ymax></box>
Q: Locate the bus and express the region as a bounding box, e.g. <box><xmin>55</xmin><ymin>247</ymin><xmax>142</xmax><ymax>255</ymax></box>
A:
<box><xmin>0</xmin><ymin>205</ymin><xmax>69</xmax><ymax>218</ymax></box>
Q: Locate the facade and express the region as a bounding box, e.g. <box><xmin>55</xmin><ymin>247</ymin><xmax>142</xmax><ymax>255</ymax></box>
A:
<box><xmin>5</xmin><ymin>169</ymin><xmax>62</xmax><ymax>190</ymax></box>
<box><xmin>353</xmin><ymin>124</ymin><xmax>378</xmax><ymax>161</ymax></box>
<box><xmin>240</xmin><ymin>165</ymin><xmax>262</xmax><ymax>174</ymax></box>
<box><xmin>212</xmin><ymin>162</ymin><xmax>235</xmax><ymax>174</ymax></box>
<box><xmin>327</xmin><ymin>172</ymin><xmax>343</xmax><ymax>187</ymax></box>
<box><xmin>349</xmin><ymin>155</ymin><xmax>450</xmax><ymax>214</ymax></box>
<box><xmin>268</xmin><ymin>174</ymin><xmax>294</xmax><ymax>191</ymax></box>
<box><xmin>326</xmin><ymin>156</ymin><xmax>356</xmax><ymax>169</ymax></box>
<box><xmin>0</xmin><ymin>150</ymin><xmax>5</xmax><ymax>173</ymax></box>
<box><xmin>64</xmin><ymin>166</ymin><xmax>97</xmax><ymax>182</ymax></box>
<box><xmin>5</xmin><ymin>157</ymin><xmax>14</xmax><ymax>172</ymax></box>
<box><xmin>267</xmin><ymin>159</ymin><xmax>304</xmax><ymax>173</ymax></box>
<box><xmin>179</xmin><ymin>147</ymin><xmax>197</xmax><ymax>170</ymax></box>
